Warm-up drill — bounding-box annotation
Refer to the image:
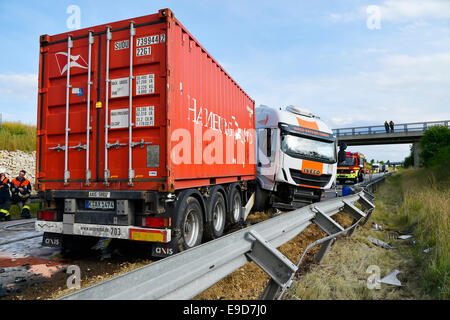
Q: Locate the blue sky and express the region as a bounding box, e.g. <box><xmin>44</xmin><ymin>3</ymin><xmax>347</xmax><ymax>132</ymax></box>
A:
<box><xmin>0</xmin><ymin>0</ymin><xmax>449</xmax><ymax>162</ymax></box>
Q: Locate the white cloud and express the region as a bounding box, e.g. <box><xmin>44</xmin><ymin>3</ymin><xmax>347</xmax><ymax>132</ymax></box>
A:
<box><xmin>247</xmin><ymin>51</ymin><xmax>450</xmax><ymax>130</ymax></box>
<box><xmin>380</xmin><ymin>0</ymin><xmax>450</xmax><ymax>21</ymax></box>
<box><xmin>0</xmin><ymin>73</ymin><xmax>37</xmax><ymax>101</ymax></box>
<box><xmin>0</xmin><ymin>73</ymin><xmax>38</xmax><ymax>123</ymax></box>
<box><xmin>330</xmin><ymin>0</ymin><xmax>450</xmax><ymax>23</ymax></box>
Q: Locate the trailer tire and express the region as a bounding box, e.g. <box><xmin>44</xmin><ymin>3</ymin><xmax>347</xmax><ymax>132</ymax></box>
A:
<box><xmin>175</xmin><ymin>196</ymin><xmax>204</xmax><ymax>251</ymax></box>
<box><xmin>227</xmin><ymin>186</ymin><xmax>242</xmax><ymax>225</ymax></box>
<box><xmin>204</xmin><ymin>191</ymin><xmax>226</xmax><ymax>240</ymax></box>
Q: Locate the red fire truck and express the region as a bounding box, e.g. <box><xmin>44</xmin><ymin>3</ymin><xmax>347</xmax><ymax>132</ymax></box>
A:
<box><xmin>337</xmin><ymin>152</ymin><xmax>366</xmax><ymax>184</ymax></box>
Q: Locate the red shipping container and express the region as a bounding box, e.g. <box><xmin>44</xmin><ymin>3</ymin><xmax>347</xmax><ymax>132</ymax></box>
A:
<box><xmin>37</xmin><ymin>8</ymin><xmax>256</xmax><ymax>193</ymax></box>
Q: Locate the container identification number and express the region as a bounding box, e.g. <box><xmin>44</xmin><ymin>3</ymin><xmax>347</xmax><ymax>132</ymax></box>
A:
<box><xmin>136</xmin><ymin>35</ymin><xmax>159</xmax><ymax>47</ymax></box>
<box><xmin>136</xmin><ymin>46</ymin><xmax>151</xmax><ymax>57</ymax></box>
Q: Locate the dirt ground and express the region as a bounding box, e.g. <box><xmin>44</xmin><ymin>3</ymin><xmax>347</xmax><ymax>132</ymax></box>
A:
<box><xmin>1</xmin><ymin>210</ymin><xmax>355</xmax><ymax>300</ymax></box>
<box><xmin>195</xmin><ymin>212</ymin><xmax>354</xmax><ymax>300</ymax></box>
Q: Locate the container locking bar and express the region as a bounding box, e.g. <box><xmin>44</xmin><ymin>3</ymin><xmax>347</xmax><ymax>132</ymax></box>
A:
<box><xmin>85</xmin><ymin>31</ymin><xmax>94</xmax><ymax>185</ymax></box>
<box><xmin>104</xmin><ymin>27</ymin><xmax>112</xmax><ymax>186</ymax></box>
<box><xmin>49</xmin><ymin>144</ymin><xmax>66</xmax><ymax>152</ymax></box>
<box><xmin>128</xmin><ymin>22</ymin><xmax>136</xmax><ymax>186</ymax></box>
<box><xmin>106</xmin><ymin>140</ymin><xmax>128</xmax><ymax>150</ymax></box>
<box><xmin>64</xmin><ymin>35</ymin><xmax>73</xmax><ymax>185</ymax></box>
<box><xmin>68</xmin><ymin>142</ymin><xmax>87</xmax><ymax>151</ymax></box>
<box><xmin>246</xmin><ymin>230</ymin><xmax>297</xmax><ymax>300</ymax></box>
<box><xmin>130</xmin><ymin>139</ymin><xmax>152</xmax><ymax>149</ymax></box>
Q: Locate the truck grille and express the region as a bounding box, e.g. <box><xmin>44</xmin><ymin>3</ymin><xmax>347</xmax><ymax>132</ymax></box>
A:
<box><xmin>289</xmin><ymin>169</ymin><xmax>332</xmax><ymax>188</ymax></box>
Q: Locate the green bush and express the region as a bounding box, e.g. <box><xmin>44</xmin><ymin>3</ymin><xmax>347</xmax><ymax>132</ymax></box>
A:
<box><xmin>420</xmin><ymin>126</ymin><xmax>450</xmax><ymax>169</ymax></box>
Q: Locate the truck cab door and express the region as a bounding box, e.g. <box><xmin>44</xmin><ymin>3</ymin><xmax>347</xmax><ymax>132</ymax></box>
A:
<box><xmin>257</xmin><ymin>128</ymin><xmax>278</xmax><ymax>190</ymax></box>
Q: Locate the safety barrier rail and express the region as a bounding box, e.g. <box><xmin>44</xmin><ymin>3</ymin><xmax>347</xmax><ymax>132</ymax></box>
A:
<box><xmin>59</xmin><ymin>184</ymin><xmax>378</xmax><ymax>300</ymax></box>
<box><xmin>333</xmin><ymin>120</ymin><xmax>449</xmax><ymax>136</ymax></box>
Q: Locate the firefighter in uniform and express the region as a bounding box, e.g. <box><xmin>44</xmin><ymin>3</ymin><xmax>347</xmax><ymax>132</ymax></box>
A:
<box><xmin>11</xmin><ymin>170</ymin><xmax>32</xmax><ymax>219</ymax></box>
<box><xmin>0</xmin><ymin>168</ymin><xmax>12</xmax><ymax>221</ymax></box>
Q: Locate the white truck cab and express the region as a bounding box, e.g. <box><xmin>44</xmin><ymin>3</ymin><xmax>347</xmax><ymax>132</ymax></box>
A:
<box><xmin>255</xmin><ymin>105</ymin><xmax>337</xmax><ymax>210</ymax></box>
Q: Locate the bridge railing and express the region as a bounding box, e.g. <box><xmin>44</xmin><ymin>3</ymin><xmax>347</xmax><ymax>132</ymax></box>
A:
<box><xmin>333</xmin><ymin>120</ymin><xmax>449</xmax><ymax>136</ymax></box>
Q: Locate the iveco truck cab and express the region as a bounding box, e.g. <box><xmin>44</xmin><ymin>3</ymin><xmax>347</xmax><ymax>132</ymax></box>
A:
<box><xmin>255</xmin><ymin>105</ymin><xmax>338</xmax><ymax>210</ymax></box>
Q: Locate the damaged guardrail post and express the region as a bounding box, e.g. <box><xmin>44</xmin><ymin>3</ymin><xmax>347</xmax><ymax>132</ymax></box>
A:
<box><xmin>358</xmin><ymin>194</ymin><xmax>376</xmax><ymax>226</ymax></box>
<box><xmin>312</xmin><ymin>207</ymin><xmax>345</xmax><ymax>263</ymax></box>
<box><xmin>245</xmin><ymin>230</ymin><xmax>298</xmax><ymax>300</ymax></box>
<box><xmin>343</xmin><ymin>199</ymin><xmax>367</xmax><ymax>237</ymax></box>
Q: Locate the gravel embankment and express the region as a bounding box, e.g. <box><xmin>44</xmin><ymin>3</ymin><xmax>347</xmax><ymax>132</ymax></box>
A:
<box><xmin>0</xmin><ymin>151</ymin><xmax>36</xmax><ymax>192</ymax></box>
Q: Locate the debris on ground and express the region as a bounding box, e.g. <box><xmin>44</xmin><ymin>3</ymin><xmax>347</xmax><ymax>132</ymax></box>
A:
<box><xmin>397</xmin><ymin>235</ymin><xmax>413</xmax><ymax>240</ymax></box>
<box><xmin>378</xmin><ymin>269</ymin><xmax>402</xmax><ymax>287</ymax></box>
<box><xmin>371</xmin><ymin>222</ymin><xmax>383</xmax><ymax>231</ymax></box>
<box><xmin>399</xmin><ymin>223</ymin><xmax>417</xmax><ymax>235</ymax></box>
<box><xmin>368</xmin><ymin>236</ymin><xmax>393</xmax><ymax>249</ymax></box>
<box><xmin>423</xmin><ymin>248</ymin><xmax>434</xmax><ymax>253</ymax></box>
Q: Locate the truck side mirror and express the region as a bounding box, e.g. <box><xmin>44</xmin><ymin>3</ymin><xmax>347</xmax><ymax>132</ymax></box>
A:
<box><xmin>338</xmin><ymin>141</ymin><xmax>347</xmax><ymax>163</ymax></box>
<box><xmin>338</xmin><ymin>150</ymin><xmax>346</xmax><ymax>163</ymax></box>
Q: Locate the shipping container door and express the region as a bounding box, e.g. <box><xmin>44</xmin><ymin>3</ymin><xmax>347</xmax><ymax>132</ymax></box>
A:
<box><xmin>44</xmin><ymin>32</ymin><xmax>98</xmax><ymax>185</ymax></box>
<box><xmin>103</xmin><ymin>22</ymin><xmax>167</xmax><ymax>187</ymax></box>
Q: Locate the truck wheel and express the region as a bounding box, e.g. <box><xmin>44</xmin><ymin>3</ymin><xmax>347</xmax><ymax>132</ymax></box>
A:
<box><xmin>176</xmin><ymin>196</ymin><xmax>204</xmax><ymax>251</ymax></box>
<box><xmin>227</xmin><ymin>187</ymin><xmax>242</xmax><ymax>225</ymax></box>
<box><xmin>204</xmin><ymin>191</ymin><xmax>226</xmax><ymax>240</ymax></box>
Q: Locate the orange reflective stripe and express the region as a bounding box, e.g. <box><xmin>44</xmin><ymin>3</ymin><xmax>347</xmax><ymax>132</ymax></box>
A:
<box><xmin>11</xmin><ymin>178</ymin><xmax>19</xmax><ymax>187</ymax></box>
<box><xmin>296</xmin><ymin>117</ymin><xmax>319</xmax><ymax>130</ymax></box>
<box><xmin>11</xmin><ymin>178</ymin><xmax>30</xmax><ymax>188</ymax></box>
<box><xmin>1</xmin><ymin>178</ymin><xmax>8</xmax><ymax>184</ymax></box>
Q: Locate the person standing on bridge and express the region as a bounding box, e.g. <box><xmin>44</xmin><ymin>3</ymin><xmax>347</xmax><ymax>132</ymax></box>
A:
<box><xmin>389</xmin><ymin>120</ymin><xmax>395</xmax><ymax>133</ymax></box>
<box><xmin>0</xmin><ymin>168</ymin><xmax>12</xmax><ymax>222</ymax></box>
<box><xmin>10</xmin><ymin>170</ymin><xmax>32</xmax><ymax>219</ymax></box>
<box><xmin>384</xmin><ymin>121</ymin><xmax>389</xmax><ymax>133</ymax></box>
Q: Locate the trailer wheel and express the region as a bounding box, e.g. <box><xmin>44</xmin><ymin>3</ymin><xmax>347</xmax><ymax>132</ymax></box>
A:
<box><xmin>176</xmin><ymin>196</ymin><xmax>204</xmax><ymax>250</ymax></box>
<box><xmin>204</xmin><ymin>191</ymin><xmax>226</xmax><ymax>240</ymax></box>
<box><xmin>227</xmin><ymin>187</ymin><xmax>242</xmax><ymax>225</ymax></box>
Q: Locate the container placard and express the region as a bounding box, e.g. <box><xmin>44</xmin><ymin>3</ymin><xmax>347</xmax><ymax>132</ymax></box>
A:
<box><xmin>110</xmin><ymin>108</ymin><xmax>129</xmax><ymax>129</ymax></box>
<box><xmin>136</xmin><ymin>106</ymin><xmax>155</xmax><ymax>127</ymax></box>
<box><xmin>136</xmin><ymin>74</ymin><xmax>155</xmax><ymax>95</ymax></box>
<box><xmin>111</xmin><ymin>77</ymin><xmax>129</xmax><ymax>98</ymax></box>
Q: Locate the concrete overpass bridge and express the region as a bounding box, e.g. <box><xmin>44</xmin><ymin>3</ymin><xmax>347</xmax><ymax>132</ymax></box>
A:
<box><xmin>332</xmin><ymin>120</ymin><xmax>450</xmax><ymax>167</ymax></box>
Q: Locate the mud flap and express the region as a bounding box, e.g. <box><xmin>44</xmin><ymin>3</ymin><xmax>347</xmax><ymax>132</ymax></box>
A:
<box><xmin>151</xmin><ymin>240</ymin><xmax>178</xmax><ymax>258</ymax></box>
<box><xmin>241</xmin><ymin>193</ymin><xmax>255</xmax><ymax>222</ymax></box>
<box><xmin>42</xmin><ymin>232</ymin><xmax>63</xmax><ymax>248</ymax></box>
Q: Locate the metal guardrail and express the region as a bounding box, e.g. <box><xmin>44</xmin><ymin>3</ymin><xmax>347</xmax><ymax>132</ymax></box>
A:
<box><xmin>363</xmin><ymin>172</ymin><xmax>393</xmax><ymax>193</ymax></box>
<box><xmin>60</xmin><ymin>186</ymin><xmax>378</xmax><ymax>300</ymax></box>
<box><xmin>333</xmin><ymin>120</ymin><xmax>450</xmax><ymax>136</ymax></box>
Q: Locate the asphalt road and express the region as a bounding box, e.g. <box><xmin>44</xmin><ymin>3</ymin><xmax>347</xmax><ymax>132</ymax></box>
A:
<box><xmin>323</xmin><ymin>172</ymin><xmax>388</xmax><ymax>200</ymax></box>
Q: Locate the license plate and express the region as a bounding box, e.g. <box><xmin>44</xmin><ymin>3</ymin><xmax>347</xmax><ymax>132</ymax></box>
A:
<box><xmin>85</xmin><ymin>200</ymin><xmax>115</xmax><ymax>210</ymax></box>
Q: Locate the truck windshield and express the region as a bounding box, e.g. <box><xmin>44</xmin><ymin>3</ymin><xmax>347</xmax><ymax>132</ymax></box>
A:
<box><xmin>281</xmin><ymin>133</ymin><xmax>336</xmax><ymax>163</ymax></box>
<box><xmin>338</xmin><ymin>157</ymin><xmax>356</xmax><ymax>166</ymax></box>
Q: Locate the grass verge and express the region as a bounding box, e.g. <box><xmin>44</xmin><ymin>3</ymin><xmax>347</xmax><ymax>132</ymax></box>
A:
<box><xmin>287</xmin><ymin>168</ymin><xmax>448</xmax><ymax>300</ymax></box>
<box><xmin>0</xmin><ymin>121</ymin><xmax>36</xmax><ymax>152</ymax></box>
